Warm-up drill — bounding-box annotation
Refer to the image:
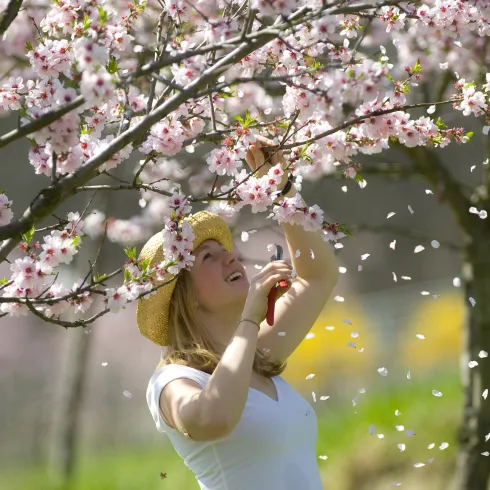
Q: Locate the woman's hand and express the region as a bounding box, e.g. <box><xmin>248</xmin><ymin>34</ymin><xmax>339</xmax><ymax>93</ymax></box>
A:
<box><xmin>244</xmin><ymin>135</ymin><xmax>289</xmax><ymax>190</ymax></box>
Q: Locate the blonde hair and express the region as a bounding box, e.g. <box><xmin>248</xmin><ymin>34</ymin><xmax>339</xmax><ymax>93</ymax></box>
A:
<box><xmin>155</xmin><ymin>268</ymin><xmax>287</xmax><ymax>378</ymax></box>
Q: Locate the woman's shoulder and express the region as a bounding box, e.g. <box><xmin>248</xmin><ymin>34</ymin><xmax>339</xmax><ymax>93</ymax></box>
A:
<box><xmin>156</xmin><ymin>362</ymin><xmax>212</xmax><ymax>377</ymax></box>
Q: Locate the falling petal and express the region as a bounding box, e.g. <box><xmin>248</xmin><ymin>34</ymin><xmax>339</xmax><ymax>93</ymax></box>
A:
<box><xmin>421</xmin><ymin>291</ymin><xmax>430</xmax><ymax>296</ymax></box>
<box><xmin>405</xmin><ymin>429</ymin><xmax>416</xmax><ymax>436</ymax></box>
<box><xmin>428</xmin><ymin>443</ymin><xmax>435</xmax><ymax>449</ymax></box>
<box><xmin>334</xmin><ymin>295</ymin><xmax>345</xmax><ymax>302</ymax></box>
<box><xmin>369</xmin><ymin>425</ymin><xmax>376</xmax><ymax>435</ymax></box>
<box><xmin>439</xmin><ymin>442</ymin><xmax>449</xmax><ymax>450</ymax></box>
<box><xmin>401</xmin><ymin>276</ymin><xmax>412</xmax><ymax>280</ymax></box>
<box><xmin>359</xmin><ymin>388</ymin><xmax>366</xmax><ymax>394</ymax></box>
<box><xmin>414</xmin><ymin>245</ymin><xmax>425</xmax><ymax>253</ymax></box>
<box><xmin>312</xmin><ymin>391</ymin><xmax>316</xmax><ymax>402</ymax></box>
<box><xmin>393</xmin><ymin>272</ymin><xmax>397</xmax><ymax>282</ymax></box>
<box><xmin>482</xmin><ymin>452</ymin><xmax>489</xmax><ymax>456</ymax></box>
<box><xmin>358</xmin><ymin>265</ymin><xmax>363</xmax><ymax>271</ymax></box>
<box><xmin>348</xmin><ymin>341</ymin><xmax>357</xmax><ymax>348</ymax></box>
<box><xmin>351</xmin><ymin>331</ymin><xmax>360</xmax><ymax>338</ymax></box>
<box><xmin>341</xmin><ymin>186</ymin><xmax>348</xmax><ymax>193</ymax></box>
<box><xmin>427</xmin><ymin>458</ymin><xmax>435</xmax><ymax>464</ymax></box>
<box><xmin>427</xmin><ymin>105</ymin><xmax>436</xmax><ymax>114</ymax></box>
<box><xmin>390</xmin><ymin>240</ymin><xmax>396</xmax><ymax>250</ymax></box>
<box><xmin>416</xmin><ymin>334</ymin><xmax>426</xmax><ymax>340</ymax></box>
<box><xmin>469</xmin><ymin>361</ymin><xmax>479</xmax><ymax>368</ymax></box>
<box><xmin>352</xmin><ymin>395</ymin><xmax>359</xmax><ymax>406</ymax></box>
<box><xmin>278</xmin><ymin>332</ymin><xmax>286</xmax><ymax>336</ymax></box>
<box><xmin>359</xmin><ymin>347</ymin><xmax>365</xmax><ymax>353</ymax></box>
<box><xmin>391</xmin><ymin>483</ymin><xmax>402</xmax><ymax>487</ymax></box>
<box><xmin>431</xmin><ymin>240</ymin><xmax>440</xmax><ymax>248</ymax></box>
<box><xmin>306</xmin><ymin>373</ymin><xmax>315</xmax><ymax>380</ymax></box>
<box><xmin>320</xmin><ymin>395</ymin><xmax>330</xmax><ymax>401</ymax></box>
<box><xmin>343</xmin><ymin>318</ymin><xmax>353</xmax><ymax>325</ymax></box>
<box><xmin>483</xmin><ymin>389</ymin><xmax>488</xmax><ymax>400</ymax></box>
<box><xmin>396</xmin><ymin>425</ymin><xmax>405</xmax><ymax>431</ymax></box>
<box><xmin>408</xmin><ymin>205</ymin><xmax>414</xmax><ymax>214</ymax></box>
<box><xmin>319</xmin><ymin>455</ymin><xmax>328</xmax><ymax>460</ymax></box>
<box><xmin>387</xmin><ymin>212</ymin><xmax>396</xmax><ymax>219</ymax></box>
<box><xmin>361</xmin><ymin>253</ymin><xmax>370</xmax><ymax>260</ymax></box>
<box><xmin>101</xmin><ymin>362</ymin><xmax>108</xmax><ymax>367</ymax></box>
<box><xmin>305</xmin><ymin>333</ymin><xmax>316</xmax><ymax>339</ymax></box>
<box><xmin>339</xmin><ymin>266</ymin><xmax>347</xmax><ymax>273</ymax></box>
<box><xmin>414</xmin><ymin>463</ymin><xmax>425</xmax><ymax>468</ymax></box>
<box><xmin>310</xmin><ymin>249</ymin><xmax>315</xmax><ymax>259</ymax></box>
<box><xmin>425</xmin><ymin>189</ymin><xmax>433</xmax><ymax>194</ymax></box>
<box><xmin>123</xmin><ymin>391</ymin><xmax>132</xmax><ymax>399</ymax></box>
<box><xmin>395</xmin><ymin>410</ymin><xmax>402</xmax><ymax>416</ymax></box>
<box><xmin>407</xmin><ymin>370</ymin><xmax>411</xmax><ymax>380</ymax></box>
<box><xmin>294</xmin><ymin>249</ymin><xmax>301</xmax><ymax>257</ymax></box>
<box><xmin>241</xmin><ymin>231</ymin><xmax>250</xmax><ymax>242</ymax></box>
<box><xmin>377</xmin><ymin>434</ymin><xmax>385</xmax><ymax>439</ymax></box>
<box><xmin>334</xmin><ymin>243</ymin><xmax>344</xmax><ymax>249</ymax></box>
<box><xmin>469</xmin><ymin>297</ymin><xmax>476</xmax><ymax>307</ymax></box>
<box><xmin>378</xmin><ymin>367</ymin><xmax>388</xmax><ymax>377</ymax></box>
<box><xmin>432</xmin><ymin>390</ymin><xmax>443</xmax><ymax>397</ymax></box>
<box><xmin>453</xmin><ymin>277</ymin><xmax>461</xmax><ymax>287</ymax></box>
<box><xmin>325</xmin><ymin>326</ymin><xmax>335</xmax><ymax>330</ymax></box>
<box><xmin>398</xmin><ymin>444</ymin><xmax>406</xmax><ymax>452</ymax></box>
<box><xmin>479</xmin><ymin>350</ymin><xmax>488</xmax><ymax>358</ymax></box>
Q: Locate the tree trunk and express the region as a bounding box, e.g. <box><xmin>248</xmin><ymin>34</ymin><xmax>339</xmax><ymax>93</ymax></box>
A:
<box><xmin>48</xmin><ymin>325</ymin><xmax>92</xmax><ymax>489</ymax></box>
<box><xmin>454</xmin><ymin>231</ymin><xmax>490</xmax><ymax>490</ymax></box>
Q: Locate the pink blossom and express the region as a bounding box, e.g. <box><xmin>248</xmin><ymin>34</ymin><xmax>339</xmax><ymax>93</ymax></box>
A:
<box><xmin>206</xmin><ymin>147</ymin><xmax>244</xmax><ymax>176</ymax></box>
<box><xmin>80</xmin><ymin>69</ymin><xmax>115</xmax><ymax>105</ymax></box>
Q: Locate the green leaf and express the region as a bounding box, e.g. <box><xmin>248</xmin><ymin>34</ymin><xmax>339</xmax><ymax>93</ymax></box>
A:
<box><xmin>107</xmin><ymin>56</ymin><xmax>118</xmax><ymax>74</ymax></box>
<box><xmin>124</xmin><ymin>269</ymin><xmax>131</xmax><ymax>283</ymax></box>
<box><xmin>93</xmin><ymin>273</ymin><xmax>107</xmax><ymax>283</ymax></box>
<box><xmin>99</xmin><ymin>7</ymin><xmax>108</xmax><ymax>25</ymax></box>
<box><xmin>435</xmin><ymin>117</ymin><xmax>448</xmax><ymax>129</ymax></box>
<box><xmin>464</xmin><ymin>131</ymin><xmax>474</xmax><ymax>141</ymax></box>
<box><xmin>72</xmin><ymin>235</ymin><xmax>81</xmax><ymax>248</ymax></box>
<box><xmin>354</xmin><ymin>174</ymin><xmax>365</xmax><ymax>183</ymax></box>
<box><xmin>412</xmin><ymin>58</ymin><xmax>422</xmax><ymax>74</ymax></box>
<box><xmin>83</xmin><ymin>13</ymin><xmax>90</xmax><ymax>30</ymax></box>
<box><xmin>25</xmin><ymin>41</ymin><xmax>33</xmax><ymax>52</ymax></box>
<box><xmin>0</xmin><ymin>277</ymin><xmax>8</xmax><ymax>285</ymax></box>
<box><xmin>339</xmin><ymin>223</ymin><xmax>352</xmax><ymax>237</ymax></box>
<box><xmin>21</xmin><ymin>223</ymin><xmax>36</xmax><ymax>244</ymax></box>
<box><xmin>234</xmin><ymin>115</ymin><xmax>244</xmax><ymax>123</ymax></box>
<box><xmin>124</xmin><ymin>247</ymin><xmax>137</xmax><ymax>260</ymax></box>
<box><xmin>386</xmin><ymin>74</ymin><xmax>395</xmax><ymax>83</ymax></box>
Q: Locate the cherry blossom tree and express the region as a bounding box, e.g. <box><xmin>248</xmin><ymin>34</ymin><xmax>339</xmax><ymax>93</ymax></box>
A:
<box><xmin>1</xmin><ymin>0</ymin><xmax>489</xmax><ymax>488</ymax></box>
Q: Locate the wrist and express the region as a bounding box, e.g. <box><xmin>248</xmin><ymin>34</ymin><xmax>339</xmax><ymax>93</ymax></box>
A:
<box><xmin>239</xmin><ymin>317</ymin><xmax>261</xmax><ymax>331</ymax></box>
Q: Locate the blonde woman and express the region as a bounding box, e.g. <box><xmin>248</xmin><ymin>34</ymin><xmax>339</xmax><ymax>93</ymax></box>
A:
<box><xmin>138</xmin><ymin>136</ymin><xmax>339</xmax><ymax>489</ymax></box>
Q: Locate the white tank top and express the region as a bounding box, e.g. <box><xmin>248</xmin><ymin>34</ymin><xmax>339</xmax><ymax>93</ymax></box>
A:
<box><xmin>146</xmin><ymin>364</ymin><xmax>324</xmax><ymax>490</ymax></box>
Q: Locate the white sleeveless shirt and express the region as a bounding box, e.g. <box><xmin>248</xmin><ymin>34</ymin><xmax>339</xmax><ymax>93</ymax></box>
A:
<box><xmin>146</xmin><ymin>364</ymin><xmax>324</xmax><ymax>490</ymax></box>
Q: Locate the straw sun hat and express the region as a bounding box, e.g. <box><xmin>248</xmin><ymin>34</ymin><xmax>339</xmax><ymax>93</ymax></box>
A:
<box><xmin>136</xmin><ymin>211</ymin><xmax>234</xmax><ymax>346</ymax></box>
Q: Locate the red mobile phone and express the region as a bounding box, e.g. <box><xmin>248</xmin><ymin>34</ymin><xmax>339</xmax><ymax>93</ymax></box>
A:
<box><xmin>266</xmin><ymin>244</ymin><xmax>289</xmax><ymax>326</ymax></box>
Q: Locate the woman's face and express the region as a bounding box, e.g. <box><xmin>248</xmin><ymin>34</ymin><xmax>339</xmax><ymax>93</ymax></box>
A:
<box><xmin>189</xmin><ymin>239</ymin><xmax>249</xmax><ymax>312</ymax></box>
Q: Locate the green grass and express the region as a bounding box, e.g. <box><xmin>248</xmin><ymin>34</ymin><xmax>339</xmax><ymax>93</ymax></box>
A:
<box><xmin>0</xmin><ymin>372</ymin><xmax>461</xmax><ymax>490</ymax></box>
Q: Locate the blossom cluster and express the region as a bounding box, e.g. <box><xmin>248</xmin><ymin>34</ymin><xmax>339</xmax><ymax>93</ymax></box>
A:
<box><xmin>1</xmin><ymin>0</ymin><xmax>490</xmax><ymax>320</ymax></box>
<box><xmin>0</xmin><ymin>212</ymin><xmax>91</xmax><ymax>317</ymax></box>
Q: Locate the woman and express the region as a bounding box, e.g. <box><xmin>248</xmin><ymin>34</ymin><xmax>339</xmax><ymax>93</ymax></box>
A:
<box><xmin>138</xmin><ymin>136</ymin><xmax>339</xmax><ymax>489</ymax></box>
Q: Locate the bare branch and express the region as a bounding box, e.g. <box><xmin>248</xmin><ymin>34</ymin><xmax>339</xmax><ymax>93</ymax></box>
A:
<box><xmin>0</xmin><ymin>0</ymin><xmax>23</xmax><ymax>37</ymax></box>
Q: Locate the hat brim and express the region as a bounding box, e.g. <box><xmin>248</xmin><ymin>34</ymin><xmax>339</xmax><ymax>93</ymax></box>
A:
<box><xmin>136</xmin><ymin>211</ymin><xmax>234</xmax><ymax>346</ymax></box>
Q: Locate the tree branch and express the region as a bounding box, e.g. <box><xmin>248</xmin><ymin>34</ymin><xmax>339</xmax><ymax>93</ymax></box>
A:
<box><xmin>0</xmin><ymin>0</ymin><xmax>23</xmax><ymax>37</ymax></box>
<box><xmin>0</xmin><ymin>96</ymin><xmax>85</xmax><ymax>149</ymax></box>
